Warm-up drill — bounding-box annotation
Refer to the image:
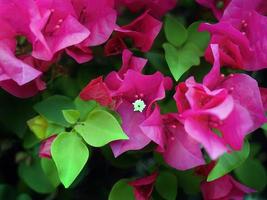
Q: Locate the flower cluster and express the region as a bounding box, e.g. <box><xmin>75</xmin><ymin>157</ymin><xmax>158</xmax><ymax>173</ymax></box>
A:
<box><xmin>0</xmin><ymin>0</ymin><xmax>174</xmax><ymax>98</ymax></box>
<box><xmin>2</xmin><ymin>0</ymin><xmax>267</xmax><ymax>199</ymax></box>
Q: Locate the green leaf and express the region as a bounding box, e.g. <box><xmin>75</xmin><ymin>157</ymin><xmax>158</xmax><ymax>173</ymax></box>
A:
<box><xmin>45</xmin><ymin>123</ymin><xmax>65</xmax><ymax>138</ymax></box>
<box><xmin>27</xmin><ymin>116</ymin><xmax>48</xmax><ymax>140</ymax></box>
<box><xmin>207</xmin><ymin>141</ymin><xmax>250</xmax><ymax>182</ymax></box>
<box><xmin>175</xmin><ymin>170</ymin><xmax>202</xmax><ymax>195</ymax></box>
<box><xmin>108</xmin><ymin>179</ymin><xmax>135</xmax><ymax>200</ymax></box>
<box><xmin>0</xmin><ymin>94</ymin><xmax>35</xmax><ymax>138</ymax></box>
<box><xmin>74</xmin><ymin>97</ymin><xmax>97</xmax><ymax>120</ymax></box>
<box><xmin>16</xmin><ymin>194</ymin><xmax>32</xmax><ymax>200</ymax></box>
<box><xmin>155</xmin><ymin>171</ymin><xmax>178</xmax><ymax>200</ymax></box>
<box><xmin>18</xmin><ymin>157</ymin><xmax>56</xmax><ymax>193</ymax></box>
<box><xmin>41</xmin><ymin>158</ymin><xmax>60</xmax><ymax>188</ymax></box>
<box><xmin>163</xmin><ymin>43</ymin><xmax>200</xmax><ymax>81</ymax></box>
<box><xmin>164</xmin><ymin>15</ymin><xmax>187</xmax><ymax>47</ymax></box>
<box><xmin>34</xmin><ymin>95</ymin><xmax>75</xmax><ymax>127</ymax></box>
<box><xmin>234</xmin><ymin>159</ymin><xmax>267</xmax><ymax>191</ymax></box>
<box><xmin>262</xmin><ymin>123</ymin><xmax>267</xmax><ymax>131</ymax></box>
<box><xmin>51</xmin><ymin>132</ymin><xmax>89</xmax><ymax>188</ymax></box>
<box><xmin>75</xmin><ymin>110</ymin><xmax>128</xmax><ymax>147</ymax></box>
<box><xmin>187</xmin><ymin>22</ymin><xmax>210</xmax><ymax>52</ymax></box>
<box><xmin>62</xmin><ymin>109</ymin><xmax>80</xmax><ymax>124</ymax></box>
<box><xmin>0</xmin><ymin>184</ymin><xmax>16</xmax><ymax>200</ymax></box>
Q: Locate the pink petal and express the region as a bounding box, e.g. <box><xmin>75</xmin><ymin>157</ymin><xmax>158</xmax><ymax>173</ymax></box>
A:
<box><xmin>110</xmin><ymin>102</ymin><xmax>150</xmax><ymax>157</ymax></box>
<box><xmin>162</xmin><ymin>118</ymin><xmax>205</xmax><ymax>170</ymax></box>
<box><xmin>118</xmin><ymin>49</ymin><xmax>147</xmax><ymax>76</ymax></box>
<box><xmin>116</xmin><ymin>12</ymin><xmax>162</xmax><ymax>52</ymax></box>
<box><xmin>184</xmin><ymin>116</ymin><xmax>227</xmax><ymax>160</ymax></box>
<box><xmin>140</xmin><ymin>105</ymin><xmax>164</xmax><ymax>148</ymax></box>
<box><xmin>39</xmin><ymin>135</ymin><xmax>57</xmax><ymax>159</ymax></box>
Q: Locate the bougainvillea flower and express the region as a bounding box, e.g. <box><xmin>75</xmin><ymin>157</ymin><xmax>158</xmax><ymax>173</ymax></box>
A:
<box><xmin>115</xmin><ymin>0</ymin><xmax>177</xmax><ymax>19</ymax></box>
<box><xmin>158</xmin><ymin>114</ymin><xmax>205</xmax><ymax>170</ymax></box>
<box><xmin>80</xmin><ymin>49</ymin><xmax>147</xmax><ymax>106</ymax></box>
<box><xmin>0</xmin><ymin>39</ymin><xmax>45</xmax><ymax>98</ymax></box>
<box><xmin>65</xmin><ymin>45</ymin><xmax>93</xmax><ymax>64</ymax></box>
<box><xmin>66</xmin><ymin>0</ymin><xmax>117</xmax><ymax>63</ymax></box>
<box><xmin>201</xmin><ymin>175</ymin><xmax>255</xmax><ymax>200</ymax></box>
<box><xmin>128</xmin><ymin>172</ymin><xmax>158</xmax><ymax>200</ymax></box>
<box><xmin>200</xmin><ymin>0</ymin><xmax>267</xmax><ymax>70</ymax></box>
<box><xmin>109</xmin><ymin>70</ymin><xmax>172</xmax><ymax>156</ymax></box>
<box><xmin>80</xmin><ymin>76</ymin><xmax>113</xmax><ymax>107</ymax></box>
<box><xmin>104</xmin><ymin>35</ymin><xmax>127</xmax><ymax>56</ymax></box>
<box><xmin>203</xmin><ymin>45</ymin><xmax>267</xmax><ymax>131</ymax></box>
<box><xmin>71</xmin><ymin>0</ymin><xmax>117</xmax><ymax>46</ymax></box>
<box><xmin>114</xmin><ymin>12</ymin><xmax>162</xmax><ymax>52</ymax></box>
<box><xmin>118</xmin><ymin>49</ymin><xmax>147</xmax><ymax>77</ymax></box>
<box><xmin>175</xmin><ymin>44</ymin><xmax>266</xmax><ymax>159</ymax></box>
<box><xmin>196</xmin><ymin>0</ymin><xmax>231</xmax><ymax>19</ymax></box>
<box><xmin>39</xmin><ymin>135</ymin><xmax>57</xmax><ymax>158</ymax></box>
<box><xmin>32</xmin><ymin>0</ymin><xmax>90</xmax><ymax>61</ymax></box>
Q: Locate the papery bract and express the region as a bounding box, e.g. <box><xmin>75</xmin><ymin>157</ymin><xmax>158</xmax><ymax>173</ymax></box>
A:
<box><xmin>0</xmin><ymin>38</ymin><xmax>45</xmax><ymax>98</ymax></box>
<box><xmin>175</xmin><ymin>44</ymin><xmax>266</xmax><ymax>159</ymax></box>
<box><xmin>39</xmin><ymin>135</ymin><xmax>57</xmax><ymax>159</ymax></box>
<box><xmin>110</xmin><ymin>12</ymin><xmax>162</xmax><ymax>53</ymax></box>
<box><xmin>159</xmin><ymin>114</ymin><xmax>205</xmax><ymax>170</ymax></box>
<box><xmin>200</xmin><ymin>0</ymin><xmax>267</xmax><ymax>71</ymax></box>
<box><xmin>80</xmin><ymin>76</ymin><xmax>113</xmax><ymax>107</ymax></box>
<box><xmin>66</xmin><ymin>0</ymin><xmax>117</xmax><ymax>63</ymax></box>
<box><xmin>118</xmin><ymin>49</ymin><xmax>147</xmax><ymax>77</ymax></box>
<box><xmin>109</xmin><ymin>70</ymin><xmax>172</xmax><ymax>156</ymax></box>
<box><xmin>201</xmin><ymin>175</ymin><xmax>255</xmax><ymax>200</ymax></box>
<box><xmin>128</xmin><ymin>172</ymin><xmax>158</xmax><ymax>200</ymax></box>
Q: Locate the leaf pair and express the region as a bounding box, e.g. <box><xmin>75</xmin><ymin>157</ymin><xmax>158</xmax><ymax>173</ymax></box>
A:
<box><xmin>163</xmin><ymin>15</ymin><xmax>210</xmax><ymax>81</ymax></box>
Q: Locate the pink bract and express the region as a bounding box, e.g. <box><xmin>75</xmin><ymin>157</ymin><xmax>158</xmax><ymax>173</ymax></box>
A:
<box><xmin>201</xmin><ymin>175</ymin><xmax>255</xmax><ymax>200</ymax></box>
<box><xmin>128</xmin><ymin>172</ymin><xmax>158</xmax><ymax>200</ymax></box>
<box><xmin>200</xmin><ymin>0</ymin><xmax>267</xmax><ymax>71</ymax></box>
<box><xmin>174</xmin><ymin>44</ymin><xmax>266</xmax><ymax>159</ymax></box>
<box><xmin>39</xmin><ymin>135</ymin><xmax>57</xmax><ymax>159</ymax></box>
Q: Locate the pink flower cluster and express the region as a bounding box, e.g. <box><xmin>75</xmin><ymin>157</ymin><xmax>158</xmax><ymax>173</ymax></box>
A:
<box><xmin>0</xmin><ymin>0</ymin><xmax>175</xmax><ymax>98</ymax></box>
<box><xmin>80</xmin><ymin>44</ymin><xmax>266</xmax><ymax>169</ymax></box>
<box><xmin>79</xmin><ymin>26</ymin><xmax>267</xmax><ymax>200</ymax></box>
<box><xmin>198</xmin><ymin>0</ymin><xmax>267</xmax><ymax>71</ymax></box>
<box><xmin>4</xmin><ymin>0</ymin><xmax>267</xmax><ymax>199</ymax></box>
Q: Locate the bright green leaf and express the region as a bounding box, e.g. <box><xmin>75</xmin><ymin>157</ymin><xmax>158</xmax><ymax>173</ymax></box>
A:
<box><xmin>45</xmin><ymin>123</ymin><xmax>65</xmax><ymax>138</ymax></box>
<box><xmin>74</xmin><ymin>97</ymin><xmax>97</xmax><ymax>120</ymax></box>
<box><xmin>187</xmin><ymin>22</ymin><xmax>210</xmax><ymax>52</ymax></box>
<box><xmin>27</xmin><ymin>116</ymin><xmax>48</xmax><ymax>139</ymax></box>
<box><xmin>41</xmin><ymin>158</ymin><xmax>60</xmax><ymax>188</ymax></box>
<box><xmin>234</xmin><ymin>159</ymin><xmax>267</xmax><ymax>191</ymax></box>
<box><xmin>164</xmin><ymin>15</ymin><xmax>187</xmax><ymax>47</ymax></box>
<box><xmin>207</xmin><ymin>141</ymin><xmax>250</xmax><ymax>182</ymax></box>
<box><xmin>51</xmin><ymin>132</ymin><xmax>89</xmax><ymax>188</ymax></box>
<box><xmin>18</xmin><ymin>157</ymin><xmax>56</xmax><ymax>193</ymax></box>
<box><xmin>108</xmin><ymin>179</ymin><xmax>135</xmax><ymax>200</ymax></box>
<box><xmin>62</xmin><ymin>109</ymin><xmax>80</xmax><ymax>124</ymax></box>
<box><xmin>262</xmin><ymin>123</ymin><xmax>267</xmax><ymax>131</ymax></box>
<box><xmin>155</xmin><ymin>171</ymin><xmax>178</xmax><ymax>200</ymax></box>
<box><xmin>163</xmin><ymin>43</ymin><xmax>200</xmax><ymax>81</ymax></box>
<box><xmin>34</xmin><ymin>95</ymin><xmax>75</xmax><ymax>127</ymax></box>
<box><xmin>75</xmin><ymin>110</ymin><xmax>128</xmax><ymax>147</ymax></box>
